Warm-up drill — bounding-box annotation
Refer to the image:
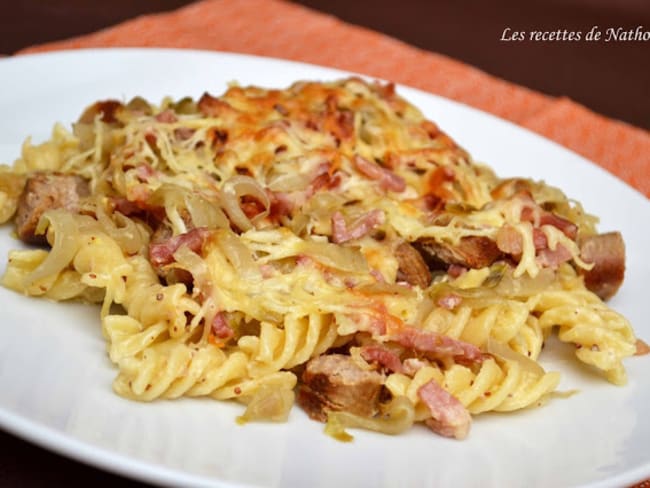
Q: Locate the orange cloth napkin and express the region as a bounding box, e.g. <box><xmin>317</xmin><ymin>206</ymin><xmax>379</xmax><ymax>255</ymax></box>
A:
<box><xmin>20</xmin><ymin>0</ymin><xmax>649</xmax><ymax>197</ymax></box>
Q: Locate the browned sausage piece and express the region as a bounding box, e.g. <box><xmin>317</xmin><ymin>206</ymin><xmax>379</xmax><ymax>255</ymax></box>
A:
<box><xmin>414</xmin><ymin>235</ymin><xmax>501</xmax><ymax>271</ymax></box>
<box><xmin>579</xmin><ymin>232</ymin><xmax>625</xmax><ymax>301</ymax></box>
<box><xmin>297</xmin><ymin>354</ymin><xmax>383</xmax><ymax>422</ymax></box>
<box><xmin>14</xmin><ymin>173</ymin><xmax>89</xmax><ymax>245</ymax></box>
<box><xmin>395</xmin><ymin>242</ymin><xmax>431</xmax><ymax>288</ymax></box>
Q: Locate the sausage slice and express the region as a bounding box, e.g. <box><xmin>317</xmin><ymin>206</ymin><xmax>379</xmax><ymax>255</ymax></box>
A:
<box><xmin>297</xmin><ymin>354</ymin><xmax>383</xmax><ymax>422</ymax></box>
<box><xmin>14</xmin><ymin>173</ymin><xmax>89</xmax><ymax>245</ymax></box>
<box><xmin>579</xmin><ymin>232</ymin><xmax>625</xmax><ymax>301</ymax></box>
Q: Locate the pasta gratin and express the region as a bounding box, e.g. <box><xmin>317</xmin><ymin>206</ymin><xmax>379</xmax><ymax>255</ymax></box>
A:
<box><xmin>0</xmin><ymin>78</ymin><xmax>643</xmax><ymax>440</ymax></box>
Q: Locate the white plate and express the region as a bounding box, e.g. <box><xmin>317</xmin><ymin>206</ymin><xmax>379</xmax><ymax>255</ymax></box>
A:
<box><xmin>0</xmin><ymin>48</ymin><xmax>649</xmax><ymax>488</ymax></box>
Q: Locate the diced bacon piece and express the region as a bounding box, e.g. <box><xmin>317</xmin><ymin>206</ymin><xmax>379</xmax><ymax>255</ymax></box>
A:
<box><xmin>395</xmin><ymin>242</ymin><xmax>431</xmax><ymax>289</ymax></box>
<box><xmin>111</xmin><ymin>197</ymin><xmax>143</xmax><ymax>216</ymax></box>
<box><xmin>447</xmin><ymin>264</ymin><xmax>467</xmax><ymax>278</ymax></box>
<box><xmin>360</xmin><ymin>345</ymin><xmax>404</xmax><ymax>373</ymax></box>
<box><xmin>418</xmin><ymin>380</ymin><xmax>471</xmax><ymax>439</ymax></box>
<box><xmin>496</xmin><ymin>225</ymin><xmax>522</xmax><ymax>255</ymax></box>
<box><xmin>496</xmin><ymin>225</ymin><xmax>547</xmax><ymax>256</ymax></box>
<box><xmin>149</xmin><ymin>227</ymin><xmax>211</xmax><ymax>267</ymax></box>
<box><xmin>155</xmin><ymin>109</ymin><xmax>178</xmax><ymax>123</ymax></box>
<box><xmin>174</xmin><ymin>127</ymin><xmax>195</xmax><ymax>140</ymax></box>
<box><xmin>501</xmin><ymin>190</ymin><xmax>578</xmax><ymax>242</ymax></box>
<box><xmin>402</xmin><ymin>358</ymin><xmax>428</xmax><ymax>376</ymax></box>
<box><xmin>533</xmin><ymin>228</ymin><xmax>549</xmax><ymax>250</ymax></box>
<box><xmin>267</xmin><ymin>190</ymin><xmax>294</xmax><ymax>223</ymax></box>
<box><xmin>539</xmin><ymin>212</ymin><xmax>578</xmax><ymax>240</ymax></box>
<box><xmin>297</xmin><ymin>354</ymin><xmax>383</xmax><ymax>422</ymax></box>
<box><xmin>211</xmin><ymin>312</ymin><xmax>234</xmax><ymax>341</ymax></box>
<box><xmin>295</xmin><ymin>254</ymin><xmax>313</xmax><ymax>267</ymax></box>
<box><xmin>536</xmin><ymin>244</ymin><xmax>572</xmax><ymax>268</ymax></box>
<box><xmin>353</xmin><ymin>155</ymin><xmax>406</xmax><ymax>192</ymax></box>
<box><xmin>331</xmin><ymin>209</ymin><xmax>385</xmax><ymax>244</ymax></box>
<box><xmin>370</xmin><ymin>269</ymin><xmax>386</xmax><ymax>283</ymax></box>
<box><xmin>240</xmin><ymin>195</ymin><xmax>267</xmax><ymax>220</ymax></box>
<box><xmin>496</xmin><ymin>225</ymin><xmax>536</xmax><ymax>254</ymax></box>
<box><xmin>520</xmin><ymin>202</ymin><xmax>578</xmax><ymax>240</ymax></box>
<box><xmin>309</xmin><ymin>163</ymin><xmax>342</xmax><ymax>194</ymax></box>
<box><xmin>390</xmin><ymin>326</ymin><xmax>485</xmax><ymax>364</ymax></box>
<box><xmin>635</xmin><ymin>339</ymin><xmax>650</xmax><ymax>356</ymax></box>
<box><xmin>135</xmin><ymin>163</ymin><xmax>160</xmax><ymax>182</ymax></box>
<box><xmin>129</xmin><ymin>184</ymin><xmax>154</xmax><ymax>206</ymax></box>
<box><xmin>15</xmin><ymin>173</ymin><xmax>89</xmax><ymax>245</ymax></box>
<box><xmin>259</xmin><ymin>264</ymin><xmax>275</xmax><ymax>278</ymax></box>
<box><xmin>578</xmin><ymin>232</ymin><xmax>626</xmax><ymax>300</ymax></box>
<box><xmin>498</xmin><ymin>223</ymin><xmax>571</xmax><ymax>271</ymax></box>
<box><xmin>437</xmin><ymin>293</ymin><xmax>462</xmax><ymax>310</ymax></box>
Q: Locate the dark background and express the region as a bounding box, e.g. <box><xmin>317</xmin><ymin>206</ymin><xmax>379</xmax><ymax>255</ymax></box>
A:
<box><xmin>0</xmin><ymin>1</ymin><xmax>648</xmax><ymax>487</ymax></box>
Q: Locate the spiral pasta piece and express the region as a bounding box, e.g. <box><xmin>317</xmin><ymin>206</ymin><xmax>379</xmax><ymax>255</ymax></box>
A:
<box><xmin>113</xmin><ymin>341</ymin><xmax>233</xmax><ymax>401</ymax></box>
<box><xmin>385</xmin><ymin>359</ymin><xmax>560</xmax><ymax>420</ymax></box>
<box><xmin>421</xmin><ymin>297</ymin><xmax>544</xmax><ymax>361</ymax></box>
<box><xmin>2</xmin><ymin>249</ymin><xmax>89</xmax><ymax>300</ymax></box>
<box><xmin>530</xmin><ymin>265</ymin><xmax>636</xmax><ymax>384</ymax></box>
<box><xmin>102</xmin><ymin>314</ymin><xmax>169</xmax><ymax>363</ymax></box>
<box><xmin>112</xmin><ymin>338</ymin><xmax>296</xmax><ymax>403</ymax></box>
<box><xmin>118</xmin><ymin>256</ymin><xmax>201</xmax><ymax>338</ymax></box>
<box><xmin>238</xmin><ymin>313</ymin><xmax>339</xmax><ymax>377</ymax></box>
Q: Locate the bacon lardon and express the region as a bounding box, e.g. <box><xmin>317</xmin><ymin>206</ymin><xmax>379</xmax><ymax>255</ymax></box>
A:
<box><xmin>418</xmin><ymin>380</ymin><xmax>471</xmax><ymax>440</ymax></box>
<box><xmin>353</xmin><ymin>155</ymin><xmax>406</xmax><ymax>192</ymax></box>
<box><xmin>390</xmin><ymin>326</ymin><xmax>485</xmax><ymax>364</ymax></box>
<box><xmin>360</xmin><ymin>345</ymin><xmax>404</xmax><ymax>373</ymax></box>
<box><xmin>331</xmin><ymin>209</ymin><xmax>385</xmax><ymax>244</ymax></box>
<box><xmin>149</xmin><ymin>227</ymin><xmax>211</xmax><ymax>267</ymax></box>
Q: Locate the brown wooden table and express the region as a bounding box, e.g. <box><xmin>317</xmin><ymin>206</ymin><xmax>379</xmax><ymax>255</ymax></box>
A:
<box><xmin>0</xmin><ymin>1</ymin><xmax>648</xmax><ymax>486</ymax></box>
